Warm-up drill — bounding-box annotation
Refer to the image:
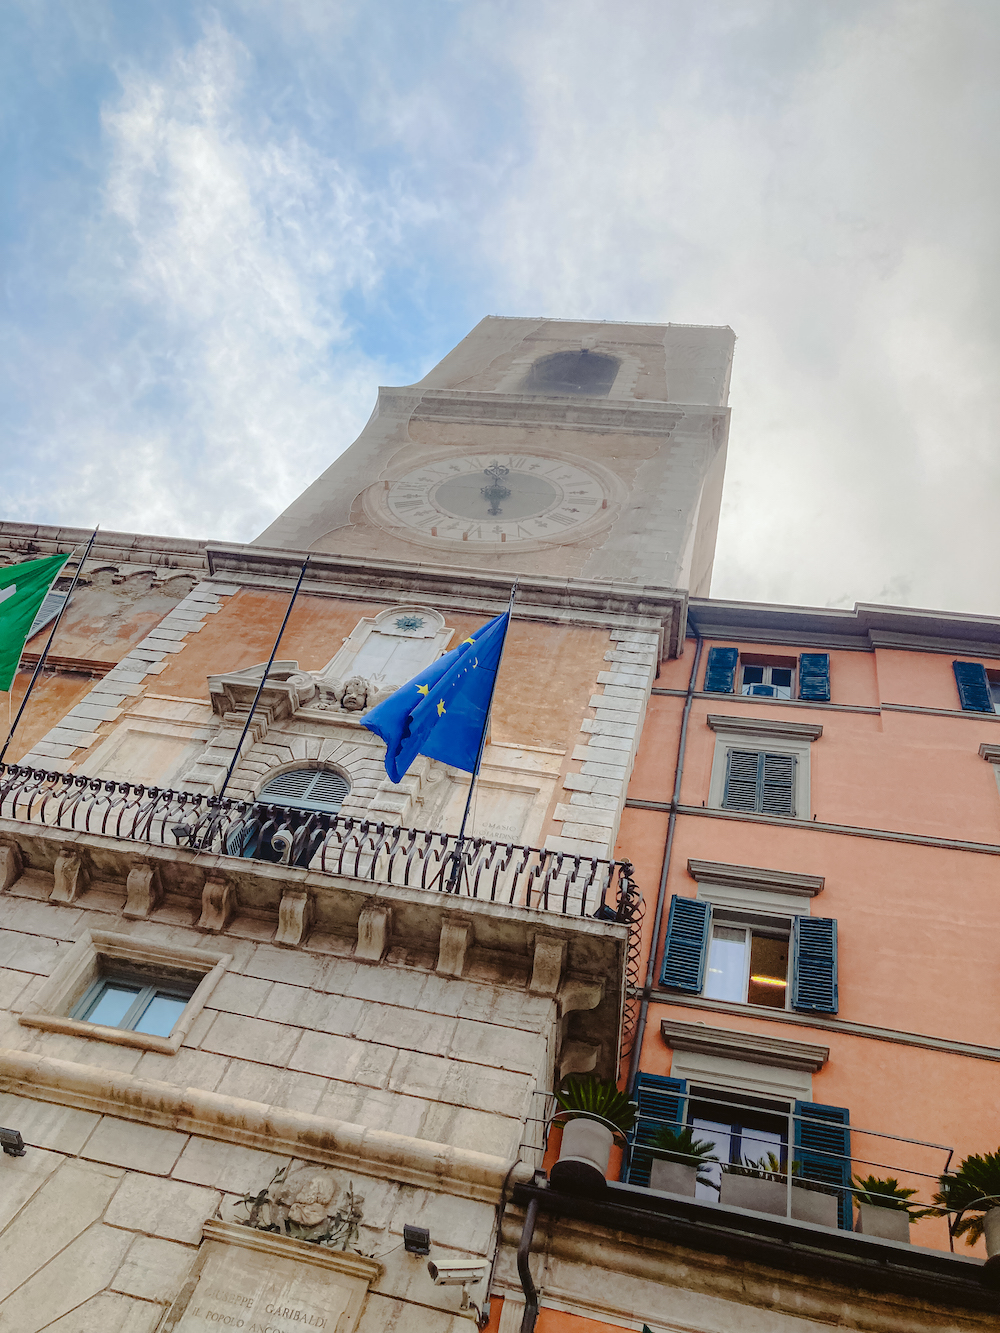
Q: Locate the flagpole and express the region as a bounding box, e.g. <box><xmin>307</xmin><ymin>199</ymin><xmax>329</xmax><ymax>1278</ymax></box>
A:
<box><xmin>447</xmin><ymin>581</ymin><xmax>517</xmax><ymax>892</ymax></box>
<box><xmin>0</xmin><ymin>528</ymin><xmax>99</xmax><ymax>765</ymax></box>
<box><xmin>218</xmin><ymin>559</ymin><xmax>310</xmax><ymax>800</ymax></box>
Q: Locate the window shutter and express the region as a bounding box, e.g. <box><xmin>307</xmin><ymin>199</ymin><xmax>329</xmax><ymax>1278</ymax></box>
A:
<box><xmin>794</xmin><ymin>1101</ymin><xmax>852</xmax><ymax>1229</ymax></box>
<box><xmin>703</xmin><ymin>646</ymin><xmax>738</xmax><ymax>694</ymax></box>
<box><xmin>27</xmin><ymin>590</ymin><xmax>68</xmax><ymax>640</ymax></box>
<box><xmin>798</xmin><ymin>653</ymin><xmax>830</xmax><ymax>702</ymax></box>
<box><xmin>660</xmin><ymin>895</ymin><xmax>710</xmax><ymax>993</ymax></box>
<box><xmin>723</xmin><ymin>750</ymin><xmax>796</xmax><ymax>816</ymax></box>
<box><xmin>791</xmin><ymin>916</ymin><xmax>838</xmax><ymax>1014</ymax></box>
<box><xmin>259</xmin><ymin>768</ymin><xmax>349</xmax><ymax>812</ymax></box>
<box><xmin>723</xmin><ymin>749</ymin><xmax>761</xmax><ymax>811</ymax></box>
<box><xmin>623</xmin><ymin>1073</ymin><xmax>688</xmax><ymax>1188</ymax></box>
<box><xmin>760</xmin><ymin>753</ymin><xmax>795</xmax><ymax>816</ymax></box>
<box><xmin>953</xmin><ymin>661</ymin><xmax>993</xmax><ymax>713</ymax></box>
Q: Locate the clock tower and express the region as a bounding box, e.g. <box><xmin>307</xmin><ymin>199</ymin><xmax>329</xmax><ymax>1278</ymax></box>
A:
<box><xmin>256</xmin><ymin>316</ymin><xmax>735</xmax><ymax>595</ymax></box>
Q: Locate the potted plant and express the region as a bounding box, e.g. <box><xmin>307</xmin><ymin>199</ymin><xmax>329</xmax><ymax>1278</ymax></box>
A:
<box><xmin>720</xmin><ymin>1153</ymin><xmax>840</xmax><ymax>1228</ymax></box>
<box><xmin>934</xmin><ymin>1149</ymin><xmax>1000</xmax><ymax>1277</ymax></box>
<box><xmin>550</xmin><ymin>1076</ymin><xmax>637</xmax><ymax>1193</ymax></box>
<box><xmin>648</xmin><ymin>1126</ymin><xmax>717</xmax><ymax>1197</ymax></box>
<box><xmin>852</xmin><ymin>1175</ymin><xmax>932</xmax><ymax>1243</ymax></box>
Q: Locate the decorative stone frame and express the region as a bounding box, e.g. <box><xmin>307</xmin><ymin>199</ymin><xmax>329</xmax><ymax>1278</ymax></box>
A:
<box><xmin>318</xmin><ymin>605</ymin><xmax>452</xmax><ymax>691</ymax></box>
<box><xmin>706</xmin><ymin>714</ymin><xmax>823</xmax><ymax>819</ymax></box>
<box><xmin>688</xmin><ymin>858</ymin><xmax>824</xmax><ymax>918</ymax></box>
<box><xmin>663</xmin><ymin>1017</ymin><xmax>828</xmax><ymax>1102</ymax></box>
<box><xmin>19</xmin><ymin>929</ymin><xmax>230</xmax><ymax>1055</ymax></box>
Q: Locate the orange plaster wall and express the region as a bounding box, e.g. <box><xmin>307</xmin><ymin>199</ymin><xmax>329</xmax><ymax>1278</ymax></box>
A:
<box><xmin>23</xmin><ymin>577</ymin><xmax>195</xmax><ymax>666</ymax></box>
<box><xmin>4</xmin><ymin>669</ymin><xmax>97</xmax><ymax>762</ymax></box>
<box><xmin>150</xmin><ymin>590</ymin><xmax>611</xmax><ymax>752</ymax></box>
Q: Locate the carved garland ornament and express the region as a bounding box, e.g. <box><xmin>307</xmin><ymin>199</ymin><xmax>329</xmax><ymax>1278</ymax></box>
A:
<box><xmin>234</xmin><ymin>1164</ymin><xmax>367</xmax><ymax>1253</ymax></box>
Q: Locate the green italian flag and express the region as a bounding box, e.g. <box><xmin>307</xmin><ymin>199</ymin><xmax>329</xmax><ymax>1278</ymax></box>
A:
<box><xmin>0</xmin><ymin>553</ymin><xmax>71</xmax><ymax>693</ymax></box>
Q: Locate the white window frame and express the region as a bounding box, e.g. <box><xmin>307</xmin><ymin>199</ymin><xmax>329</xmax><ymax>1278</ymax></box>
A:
<box><xmin>739</xmin><ymin>662</ymin><xmax>795</xmax><ymax>700</ymax></box>
<box><xmin>708</xmin><ymin>729</ymin><xmax>814</xmax><ymax>819</ymax></box>
<box><xmin>704</xmin><ymin>917</ymin><xmax>791</xmax><ymax>1011</ymax></box>
<box><xmin>19</xmin><ymin>930</ymin><xmax>230</xmax><ymax>1055</ymax></box>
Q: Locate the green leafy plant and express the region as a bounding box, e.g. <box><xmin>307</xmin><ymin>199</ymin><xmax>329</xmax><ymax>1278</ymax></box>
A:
<box><xmin>726</xmin><ymin>1152</ymin><xmax>799</xmax><ymax>1183</ymax></box>
<box><xmin>852</xmin><ymin>1174</ymin><xmax>934</xmax><ymax>1219</ymax></box>
<box><xmin>554</xmin><ymin>1076</ymin><xmax>637</xmax><ymax>1133</ymax></box>
<box><xmin>649</xmin><ymin>1125</ymin><xmax>719</xmax><ymax>1168</ymax></box>
<box><xmin>934</xmin><ymin>1150</ymin><xmax>1000</xmax><ymax>1245</ymax></box>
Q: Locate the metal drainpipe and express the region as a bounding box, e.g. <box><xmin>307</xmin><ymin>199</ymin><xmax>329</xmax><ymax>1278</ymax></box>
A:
<box><xmin>517</xmin><ymin>1198</ymin><xmax>540</xmax><ymax>1333</ymax></box>
<box><xmin>627</xmin><ymin>627</ymin><xmax>703</xmax><ymax>1090</ymax></box>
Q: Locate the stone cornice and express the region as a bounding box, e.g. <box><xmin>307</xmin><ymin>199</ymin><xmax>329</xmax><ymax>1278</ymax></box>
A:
<box><xmin>686</xmin><ymin>859</ymin><xmax>824</xmax><ymax>897</ymax></box>
<box><xmin>0</xmin><ymin>1048</ymin><xmax>531</xmax><ymax>1204</ymax></box>
<box><xmin>206</xmin><ymin>544</ymin><xmax>688</xmax><ymax>658</ymax></box>
<box><xmin>706</xmin><ymin>713</ymin><xmax>824</xmax><ymax>741</ymax></box>
<box><xmin>397</xmin><ymin>387</ymin><xmax>725</xmax><ymax>436</ymax></box>
<box><xmin>979</xmin><ymin>743</ymin><xmax>1000</xmax><ymax>763</ymax></box>
<box><xmin>660</xmin><ymin>1018</ymin><xmax>829</xmax><ymax>1071</ymax></box>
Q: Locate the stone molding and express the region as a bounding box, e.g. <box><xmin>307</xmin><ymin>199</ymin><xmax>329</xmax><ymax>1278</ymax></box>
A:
<box><xmin>979</xmin><ymin>743</ymin><xmax>1000</xmax><ymax>763</ymax></box>
<box><xmin>660</xmin><ymin>1018</ymin><xmax>829</xmax><ymax>1072</ymax></box>
<box><xmin>201</xmin><ymin>1218</ymin><xmax>382</xmax><ymax>1281</ymax></box>
<box><xmin>706</xmin><ymin>713</ymin><xmax>824</xmax><ymax>742</ymax></box>
<box><xmin>687</xmin><ymin>859</ymin><xmax>824</xmax><ymax>897</ymax></box>
<box><xmin>207</xmin><ymin>545</ymin><xmax>687</xmax><ymax>660</ymax></box>
<box><xmin>0</xmin><ymin>1048</ymin><xmax>533</xmax><ymax>1204</ymax></box>
<box><xmin>18</xmin><ymin>929</ymin><xmax>231</xmax><ymax>1055</ymax></box>
<box><xmin>406</xmin><ymin>386</ymin><xmax>719</xmax><ymax>436</ymax></box>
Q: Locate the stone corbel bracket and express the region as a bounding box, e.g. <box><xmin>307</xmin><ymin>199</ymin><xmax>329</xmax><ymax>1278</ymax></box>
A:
<box><xmin>123</xmin><ymin>859</ymin><xmax>163</xmax><ymax>918</ymax></box>
<box><xmin>208</xmin><ymin>660</ymin><xmax>318</xmax><ymax>723</ymax></box>
<box><xmin>197</xmin><ymin>875</ymin><xmax>236</xmax><ymax>933</ymax></box>
<box><xmin>276</xmin><ymin>888</ymin><xmax>313</xmax><ymax>948</ymax></box>
<box><xmin>356</xmin><ymin>902</ymin><xmax>392</xmax><ymax>962</ymax></box>
<box><xmin>0</xmin><ymin>837</ymin><xmax>23</xmax><ymax>892</ymax></box>
<box><xmin>49</xmin><ymin>844</ymin><xmax>89</xmax><ymax>904</ymax></box>
<box><xmin>437</xmin><ymin>914</ymin><xmax>472</xmax><ymax>977</ymax></box>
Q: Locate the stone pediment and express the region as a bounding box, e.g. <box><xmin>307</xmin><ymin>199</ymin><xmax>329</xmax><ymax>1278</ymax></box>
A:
<box><xmin>208</xmin><ymin>660</ymin><xmax>318</xmax><ymax>721</ymax></box>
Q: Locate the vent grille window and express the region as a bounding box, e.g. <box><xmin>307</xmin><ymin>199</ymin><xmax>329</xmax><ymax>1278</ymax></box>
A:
<box><xmin>259</xmin><ymin>767</ymin><xmax>350</xmax><ymax>813</ymax></box>
<box><xmin>723</xmin><ymin>749</ymin><xmax>795</xmax><ymax>817</ymax></box>
<box><xmin>27</xmin><ymin>590</ymin><xmax>68</xmax><ymax>640</ymax></box>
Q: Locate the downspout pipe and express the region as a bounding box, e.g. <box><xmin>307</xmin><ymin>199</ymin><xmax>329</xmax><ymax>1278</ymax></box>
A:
<box><xmin>517</xmin><ymin>1198</ymin><xmax>540</xmax><ymax>1333</ymax></box>
<box><xmin>627</xmin><ymin>627</ymin><xmax>703</xmax><ymax>1090</ymax></box>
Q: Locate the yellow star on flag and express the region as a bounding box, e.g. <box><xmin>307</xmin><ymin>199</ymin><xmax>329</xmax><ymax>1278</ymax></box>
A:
<box><xmin>463</xmin><ymin>635</ymin><xmax>476</xmax><ymax>645</ymax></box>
<box><xmin>416</xmin><ymin>683</ymin><xmax>429</xmax><ymax>695</ymax></box>
<box><xmin>437</xmin><ymin>699</ymin><xmax>446</xmax><ymax>716</ymax></box>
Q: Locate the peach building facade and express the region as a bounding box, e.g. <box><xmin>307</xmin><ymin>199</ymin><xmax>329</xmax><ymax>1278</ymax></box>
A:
<box><xmin>0</xmin><ymin>319</ymin><xmax>996</xmax><ymax>1332</ymax></box>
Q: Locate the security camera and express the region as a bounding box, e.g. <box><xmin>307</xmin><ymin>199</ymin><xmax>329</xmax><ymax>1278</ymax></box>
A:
<box><xmin>427</xmin><ymin>1260</ymin><xmax>487</xmax><ymax>1287</ymax></box>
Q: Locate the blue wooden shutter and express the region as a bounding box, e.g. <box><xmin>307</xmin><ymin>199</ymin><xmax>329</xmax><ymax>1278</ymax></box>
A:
<box><xmin>623</xmin><ymin>1073</ymin><xmax>687</xmax><ymax>1188</ymax></box>
<box><xmin>794</xmin><ymin>1101</ymin><xmax>851</xmax><ymax>1229</ymax></box>
<box><xmin>798</xmin><ymin>653</ymin><xmax>830</xmax><ymax>702</ymax></box>
<box><xmin>660</xmin><ymin>895</ymin><xmax>710</xmax><ymax>993</ymax></box>
<box><xmin>704</xmin><ymin>646</ymin><xmax>738</xmax><ymax>694</ymax></box>
<box><xmin>953</xmin><ymin>661</ymin><xmax>993</xmax><ymax>713</ymax></box>
<box><xmin>723</xmin><ymin>750</ymin><xmax>795</xmax><ymax>816</ymax></box>
<box><xmin>791</xmin><ymin>917</ymin><xmax>838</xmax><ymax>1014</ymax></box>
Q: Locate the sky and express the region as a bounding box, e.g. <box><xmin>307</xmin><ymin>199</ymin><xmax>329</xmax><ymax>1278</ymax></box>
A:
<box><xmin>1</xmin><ymin>0</ymin><xmax>998</xmax><ymax>614</ymax></box>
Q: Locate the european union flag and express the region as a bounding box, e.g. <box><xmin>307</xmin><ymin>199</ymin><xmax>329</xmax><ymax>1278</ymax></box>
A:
<box><xmin>362</xmin><ymin>612</ymin><xmax>509</xmax><ymax>783</ymax></box>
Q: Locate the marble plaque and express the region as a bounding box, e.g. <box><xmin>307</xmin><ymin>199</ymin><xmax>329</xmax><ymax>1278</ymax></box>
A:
<box><xmin>163</xmin><ymin>1221</ymin><xmax>382</xmax><ymax>1333</ymax></box>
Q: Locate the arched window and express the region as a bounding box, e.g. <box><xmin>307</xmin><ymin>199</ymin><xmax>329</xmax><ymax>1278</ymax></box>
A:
<box><xmin>258</xmin><ymin>768</ymin><xmax>350</xmax><ymax>813</ymax></box>
<box><xmin>228</xmin><ymin>767</ymin><xmax>349</xmax><ymax>864</ymax></box>
<box><xmin>524</xmin><ymin>350</ymin><xmax>620</xmax><ymax>397</ymax></box>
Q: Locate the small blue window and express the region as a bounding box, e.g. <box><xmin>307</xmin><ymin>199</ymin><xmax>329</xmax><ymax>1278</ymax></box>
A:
<box><xmin>72</xmin><ymin>976</ymin><xmax>193</xmax><ymax>1038</ymax></box>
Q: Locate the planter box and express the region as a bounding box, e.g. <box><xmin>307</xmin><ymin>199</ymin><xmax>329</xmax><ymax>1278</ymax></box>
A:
<box><xmin>720</xmin><ymin>1173</ymin><xmax>839</xmax><ymax>1228</ymax></box>
<box><xmin>550</xmin><ymin>1119</ymin><xmax>613</xmax><ymax>1193</ymax></box>
<box><xmin>649</xmin><ymin>1160</ymin><xmax>698</xmax><ymax>1197</ymax></box>
<box><xmin>855</xmin><ymin>1201</ymin><xmax>911</xmax><ymax>1243</ymax></box>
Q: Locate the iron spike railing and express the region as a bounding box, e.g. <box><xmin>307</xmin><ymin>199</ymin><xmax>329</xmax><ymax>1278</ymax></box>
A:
<box><xmin>0</xmin><ymin>762</ymin><xmax>641</xmax><ymax>922</ymax></box>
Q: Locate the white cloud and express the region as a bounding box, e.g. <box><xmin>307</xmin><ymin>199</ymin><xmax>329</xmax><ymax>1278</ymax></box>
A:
<box><xmin>8</xmin><ymin>18</ymin><xmax>405</xmax><ymax>541</ymax></box>
<box><xmin>483</xmin><ymin>0</ymin><xmax>1000</xmax><ymax>613</ymax></box>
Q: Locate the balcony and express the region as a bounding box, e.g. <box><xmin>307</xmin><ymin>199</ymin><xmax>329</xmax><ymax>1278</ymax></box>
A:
<box><xmin>0</xmin><ymin>763</ymin><xmax>639</xmax><ymax>1082</ymax></box>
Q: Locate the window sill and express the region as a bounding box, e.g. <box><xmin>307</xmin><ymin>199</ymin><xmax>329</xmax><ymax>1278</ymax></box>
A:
<box><xmin>18</xmin><ymin>929</ymin><xmax>231</xmax><ymax>1056</ymax></box>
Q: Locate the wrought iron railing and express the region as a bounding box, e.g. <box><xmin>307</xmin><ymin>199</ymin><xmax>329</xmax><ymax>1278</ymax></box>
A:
<box><xmin>0</xmin><ymin>763</ymin><xmax>640</xmax><ymax>921</ymax></box>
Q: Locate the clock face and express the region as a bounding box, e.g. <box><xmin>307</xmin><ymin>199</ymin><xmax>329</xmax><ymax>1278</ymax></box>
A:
<box><xmin>380</xmin><ymin>453</ymin><xmax>609</xmax><ymax>545</ymax></box>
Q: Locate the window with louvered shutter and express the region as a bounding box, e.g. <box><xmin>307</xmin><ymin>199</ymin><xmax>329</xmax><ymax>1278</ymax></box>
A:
<box><xmin>623</xmin><ymin>1073</ymin><xmax>688</xmax><ymax>1188</ymax></box>
<box><xmin>794</xmin><ymin>1101</ymin><xmax>851</xmax><ymax>1229</ymax></box>
<box><xmin>723</xmin><ymin>749</ymin><xmax>795</xmax><ymax>817</ymax></box>
<box><xmin>27</xmin><ymin>590</ymin><xmax>68</xmax><ymax>640</ymax></box>
<box><xmin>704</xmin><ymin>646</ymin><xmax>738</xmax><ymax>694</ymax></box>
<box><xmin>258</xmin><ymin>767</ymin><xmax>350</xmax><ymax>813</ymax></box>
<box><xmin>791</xmin><ymin>916</ymin><xmax>838</xmax><ymax>1014</ymax></box>
<box><xmin>953</xmin><ymin>661</ymin><xmax>995</xmax><ymax>713</ymax></box>
<box><xmin>660</xmin><ymin>895</ymin><xmax>711</xmax><ymax>992</ymax></box>
<box><xmin>798</xmin><ymin>653</ymin><xmax>830</xmax><ymax>702</ymax></box>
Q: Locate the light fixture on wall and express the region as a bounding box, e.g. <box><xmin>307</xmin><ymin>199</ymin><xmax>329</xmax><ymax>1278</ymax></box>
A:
<box><xmin>0</xmin><ymin>1128</ymin><xmax>25</xmax><ymax>1156</ymax></box>
<box><xmin>403</xmin><ymin>1224</ymin><xmax>430</xmax><ymax>1255</ymax></box>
